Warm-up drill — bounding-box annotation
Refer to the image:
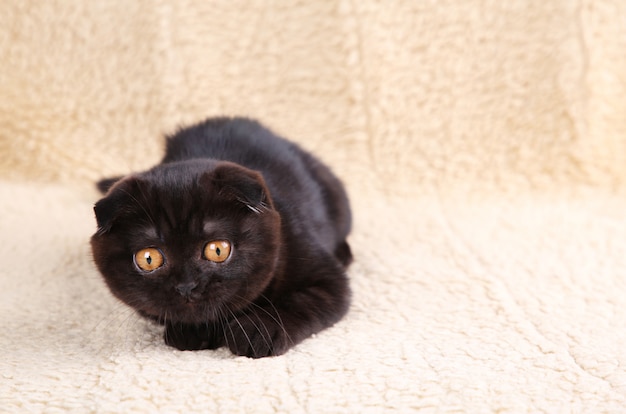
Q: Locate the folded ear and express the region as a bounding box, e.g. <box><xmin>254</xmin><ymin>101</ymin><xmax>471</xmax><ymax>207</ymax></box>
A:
<box><xmin>96</xmin><ymin>176</ymin><xmax>124</xmax><ymax>194</ymax></box>
<box><xmin>93</xmin><ymin>176</ymin><xmax>141</xmax><ymax>234</ymax></box>
<box><xmin>202</xmin><ymin>163</ymin><xmax>273</xmax><ymax>213</ymax></box>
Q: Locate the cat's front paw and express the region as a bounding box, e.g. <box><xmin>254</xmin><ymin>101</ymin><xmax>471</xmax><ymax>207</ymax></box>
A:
<box><xmin>225</xmin><ymin>312</ymin><xmax>293</xmax><ymax>358</ymax></box>
<box><xmin>164</xmin><ymin>322</ymin><xmax>223</xmax><ymax>351</ymax></box>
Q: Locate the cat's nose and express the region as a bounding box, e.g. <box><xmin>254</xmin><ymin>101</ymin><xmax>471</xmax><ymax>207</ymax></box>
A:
<box><xmin>175</xmin><ymin>281</ymin><xmax>199</xmax><ymax>298</ymax></box>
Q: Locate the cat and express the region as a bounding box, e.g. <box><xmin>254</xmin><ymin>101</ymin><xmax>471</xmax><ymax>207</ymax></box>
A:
<box><xmin>90</xmin><ymin>117</ymin><xmax>352</xmax><ymax>358</ymax></box>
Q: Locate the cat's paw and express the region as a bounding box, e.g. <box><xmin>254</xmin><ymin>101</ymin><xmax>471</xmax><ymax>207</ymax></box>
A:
<box><xmin>164</xmin><ymin>322</ymin><xmax>223</xmax><ymax>351</ymax></box>
<box><xmin>225</xmin><ymin>312</ymin><xmax>293</xmax><ymax>358</ymax></box>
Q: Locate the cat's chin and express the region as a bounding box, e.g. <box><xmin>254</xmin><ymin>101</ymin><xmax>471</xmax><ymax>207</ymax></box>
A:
<box><xmin>136</xmin><ymin>302</ymin><xmax>221</xmax><ymax>325</ymax></box>
<box><xmin>133</xmin><ymin>290</ymin><xmax>257</xmax><ymax>325</ymax></box>
<box><xmin>170</xmin><ymin>305</ymin><xmax>218</xmax><ymax>325</ymax></box>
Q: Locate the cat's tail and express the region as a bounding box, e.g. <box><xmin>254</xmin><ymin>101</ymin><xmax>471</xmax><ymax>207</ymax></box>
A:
<box><xmin>96</xmin><ymin>176</ymin><xmax>123</xmax><ymax>194</ymax></box>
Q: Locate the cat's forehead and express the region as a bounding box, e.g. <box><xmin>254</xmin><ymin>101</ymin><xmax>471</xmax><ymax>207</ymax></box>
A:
<box><xmin>202</xmin><ymin>219</ymin><xmax>241</xmax><ymax>235</ymax></box>
<box><xmin>143</xmin><ymin>159</ymin><xmax>218</xmax><ymax>186</ymax></box>
<box><xmin>133</xmin><ymin>213</ymin><xmax>241</xmax><ymax>241</ymax></box>
<box><xmin>137</xmin><ymin>226</ymin><xmax>159</xmax><ymax>239</ymax></box>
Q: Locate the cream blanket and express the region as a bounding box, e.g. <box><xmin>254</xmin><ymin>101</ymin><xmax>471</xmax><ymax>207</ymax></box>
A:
<box><xmin>2</xmin><ymin>1</ymin><xmax>626</xmax><ymax>412</ymax></box>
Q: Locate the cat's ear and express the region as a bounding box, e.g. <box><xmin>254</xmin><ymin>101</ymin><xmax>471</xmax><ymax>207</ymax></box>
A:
<box><xmin>93</xmin><ymin>176</ymin><xmax>141</xmax><ymax>233</ymax></box>
<box><xmin>96</xmin><ymin>176</ymin><xmax>124</xmax><ymax>194</ymax></box>
<box><xmin>203</xmin><ymin>163</ymin><xmax>272</xmax><ymax>213</ymax></box>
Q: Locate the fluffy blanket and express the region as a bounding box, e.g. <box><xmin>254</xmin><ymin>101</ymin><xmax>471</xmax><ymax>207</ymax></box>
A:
<box><xmin>2</xmin><ymin>1</ymin><xmax>626</xmax><ymax>412</ymax></box>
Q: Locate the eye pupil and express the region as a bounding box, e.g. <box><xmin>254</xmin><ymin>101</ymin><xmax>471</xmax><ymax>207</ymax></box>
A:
<box><xmin>215</xmin><ymin>247</ymin><xmax>221</xmax><ymax>256</ymax></box>
<box><xmin>146</xmin><ymin>255</ymin><xmax>152</xmax><ymax>264</ymax></box>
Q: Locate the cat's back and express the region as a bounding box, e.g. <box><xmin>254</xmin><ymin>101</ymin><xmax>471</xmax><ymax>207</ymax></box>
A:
<box><xmin>161</xmin><ymin>117</ymin><xmax>351</xmax><ymax>246</ymax></box>
<box><xmin>162</xmin><ymin>118</ymin><xmax>330</xmax><ymax>200</ymax></box>
<box><xmin>162</xmin><ymin>117</ymin><xmax>297</xmax><ymax>169</ymax></box>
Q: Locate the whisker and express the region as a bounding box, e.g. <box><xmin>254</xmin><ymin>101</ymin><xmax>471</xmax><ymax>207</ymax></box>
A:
<box><xmin>233</xmin><ymin>294</ymin><xmax>293</xmax><ymax>347</ymax></box>
<box><xmin>256</xmin><ymin>294</ymin><xmax>293</xmax><ymax>347</ymax></box>
<box><xmin>237</xmin><ymin>198</ymin><xmax>271</xmax><ymax>215</ymax></box>
<box><xmin>88</xmin><ymin>304</ymin><xmax>140</xmax><ymax>354</ymax></box>
<box><xmin>220</xmin><ymin>308</ymin><xmax>238</xmax><ymax>352</ymax></box>
<box><xmin>241</xmin><ymin>308</ymin><xmax>272</xmax><ymax>352</ymax></box>
<box><xmin>226</xmin><ymin>308</ymin><xmax>256</xmax><ymax>356</ymax></box>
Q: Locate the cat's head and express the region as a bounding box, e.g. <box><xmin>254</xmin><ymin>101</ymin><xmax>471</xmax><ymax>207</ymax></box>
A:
<box><xmin>90</xmin><ymin>160</ymin><xmax>281</xmax><ymax>324</ymax></box>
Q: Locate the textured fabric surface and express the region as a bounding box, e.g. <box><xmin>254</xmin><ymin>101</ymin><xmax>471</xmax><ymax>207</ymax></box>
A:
<box><xmin>2</xmin><ymin>1</ymin><xmax>626</xmax><ymax>412</ymax></box>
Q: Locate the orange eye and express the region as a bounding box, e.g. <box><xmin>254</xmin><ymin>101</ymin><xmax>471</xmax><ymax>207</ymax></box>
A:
<box><xmin>204</xmin><ymin>240</ymin><xmax>231</xmax><ymax>263</ymax></box>
<box><xmin>134</xmin><ymin>248</ymin><xmax>165</xmax><ymax>272</ymax></box>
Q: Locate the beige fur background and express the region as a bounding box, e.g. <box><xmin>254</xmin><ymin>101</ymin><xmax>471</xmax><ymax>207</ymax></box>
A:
<box><xmin>2</xmin><ymin>1</ymin><xmax>626</xmax><ymax>412</ymax></box>
<box><xmin>3</xmin><ymin>1</ymin><xmax>626</xmax><ymax>194</ymax></box>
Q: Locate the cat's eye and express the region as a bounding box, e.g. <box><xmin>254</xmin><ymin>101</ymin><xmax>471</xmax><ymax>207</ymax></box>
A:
<box><xmin>204</xmin><ymin>240</ymin><xmax>231</xmax><ymax>263</ymax></box>
<box><xmin>134</xmin><ymin>248</ymin><xmax>165</xmax><ymax>272</ymax></box>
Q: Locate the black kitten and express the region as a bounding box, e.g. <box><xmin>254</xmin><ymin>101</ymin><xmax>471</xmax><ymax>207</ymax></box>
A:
<box><xmin>90</xmin><ymin>117</ymin><xmax>352</xmax><ymax>358</ymax></box>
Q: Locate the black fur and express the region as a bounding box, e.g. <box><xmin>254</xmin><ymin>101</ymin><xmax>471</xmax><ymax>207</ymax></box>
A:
<box><xmin>90</xmin><ymin>117</ymin><xmax>352</xmax><ymax>358</ymax></box>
